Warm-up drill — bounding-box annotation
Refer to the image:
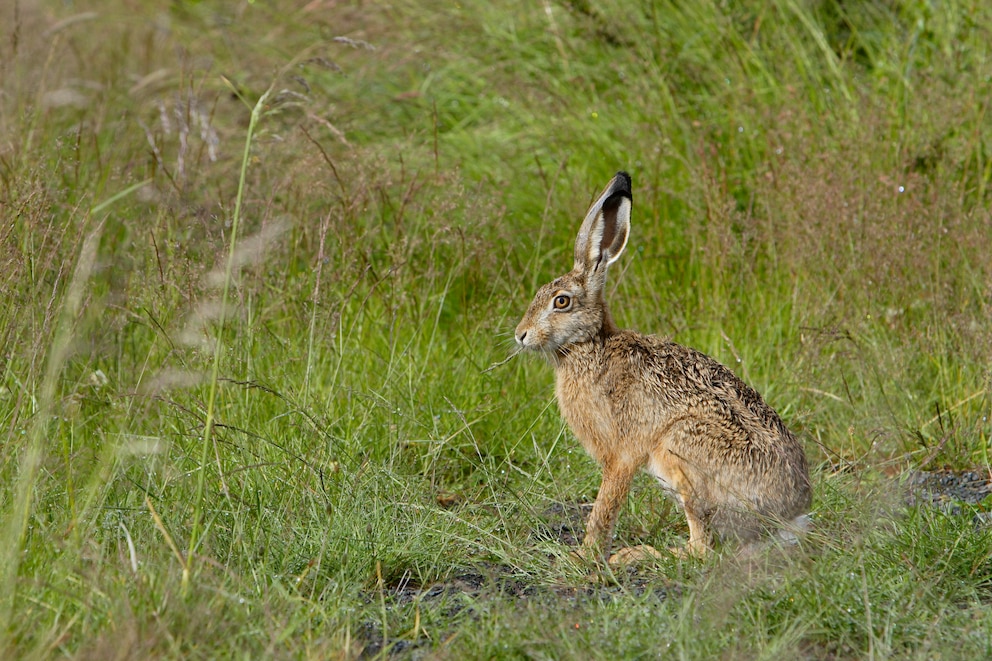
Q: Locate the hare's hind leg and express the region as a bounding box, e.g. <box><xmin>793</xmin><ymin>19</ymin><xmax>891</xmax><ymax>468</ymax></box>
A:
<box><xmin>683</xmin><ymin>508</ymin><xmax>710</xmax><ymax>557</ymax></box>
<box><xmin>647</xmin><ymin>449</ymin><xmax>711</xmax><ymax>557</ymax></box>
<box><xmin>658</xmin><ymin>512</ymin><xmax>709</xmax><ymax>559</ymax></box>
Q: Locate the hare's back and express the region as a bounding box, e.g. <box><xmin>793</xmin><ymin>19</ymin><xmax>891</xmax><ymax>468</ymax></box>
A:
<box><xmin>607</xmin><ymin>332</ymin><xmax>798</xmax><ymax>448</ymax></box>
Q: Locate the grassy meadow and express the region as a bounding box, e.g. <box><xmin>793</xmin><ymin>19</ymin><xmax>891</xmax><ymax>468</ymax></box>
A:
<box><xmin>2</xmin><ymin>0</ymin><xmax>991</xmax><ymax>657</ymax></box>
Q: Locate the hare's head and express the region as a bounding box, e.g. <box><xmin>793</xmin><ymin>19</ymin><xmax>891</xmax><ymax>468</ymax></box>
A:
<box><xmin>515</xmin><ymin>172</ymin><xmax>632</xmax><ymax>354</ymax></box>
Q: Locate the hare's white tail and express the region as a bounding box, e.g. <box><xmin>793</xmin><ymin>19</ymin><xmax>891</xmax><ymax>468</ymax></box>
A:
<box><xmin>777</xmin><ymin>513</ymin><xmax>811</xmax><ymax>545</ymax></box>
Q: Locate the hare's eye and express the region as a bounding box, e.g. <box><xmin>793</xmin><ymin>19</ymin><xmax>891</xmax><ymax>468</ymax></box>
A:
<box><xmin>553</xmin><ymin>294</ymin><xmax>571</xmax><ymax>310</ymax></box>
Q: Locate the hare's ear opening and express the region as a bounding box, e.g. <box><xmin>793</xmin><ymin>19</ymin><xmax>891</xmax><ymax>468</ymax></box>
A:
<box><xmin>573</xmin><ymin>171</ymin><xmax>632</xmax><ymax>273</ymax></box>
<box><xmin>599</xmin><ymin>194</ymin><xmax>631</xmax><ymax>268</ymax></box>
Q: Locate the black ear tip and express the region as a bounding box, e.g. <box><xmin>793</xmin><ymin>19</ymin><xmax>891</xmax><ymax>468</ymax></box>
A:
<box><xmin>605</xmin><ymin>171</ymin><xmax>632</xmax><ymax>204</ymax></box>
<box><xmin>613</xmin><ymin>171</ymin><xmax>632</xmax><ymax>196</ymax></box>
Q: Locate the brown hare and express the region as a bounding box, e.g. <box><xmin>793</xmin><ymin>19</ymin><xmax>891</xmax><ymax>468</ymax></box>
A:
<box><xmin>515</xmin><ymin>172</ymin><xmax>811</xmax><ymax>564</ymax></box>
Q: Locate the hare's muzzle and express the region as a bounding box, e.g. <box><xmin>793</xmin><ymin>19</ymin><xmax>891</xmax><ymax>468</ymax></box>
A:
<box><xmin>515</xmin><ymin>299</ymin><xmax>554</xmax><ymax>351</ymax></box>
<box><xmin>515</xmin><ymin>320</ymin><xmax>538</xmax><ymax>350</ymax></box>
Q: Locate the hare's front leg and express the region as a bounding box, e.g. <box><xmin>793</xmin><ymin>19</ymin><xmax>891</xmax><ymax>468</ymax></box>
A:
<box><xmin>582</xmin><ymin>462</ymin><xmax>638</xmax><ymax>561</ymax></box>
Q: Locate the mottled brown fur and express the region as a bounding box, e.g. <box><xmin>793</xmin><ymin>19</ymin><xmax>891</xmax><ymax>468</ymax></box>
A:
<box><xmin>516</xmin><ymin>172</ymin><xmax>811</xmax><ymax>562</ymax></box>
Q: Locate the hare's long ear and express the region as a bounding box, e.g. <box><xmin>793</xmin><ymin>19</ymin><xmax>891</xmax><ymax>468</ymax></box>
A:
<box><xmin>573</xmin><ymin>171</ymin><xmax>632</xmax><ymax>289</ymax></box>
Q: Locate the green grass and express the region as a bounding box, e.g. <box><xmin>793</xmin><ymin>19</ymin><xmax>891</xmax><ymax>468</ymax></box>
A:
<box><xmin>2</xmin><ymin>0</ymin><xmax>991</xmax><ymax>657</ymax></box>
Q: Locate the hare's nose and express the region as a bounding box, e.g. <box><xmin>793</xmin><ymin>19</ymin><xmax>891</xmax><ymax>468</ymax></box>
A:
<box><xmin>516</xmin><ymin>330</ymin><xmax>528</xmax><ymax>346</ymax></box>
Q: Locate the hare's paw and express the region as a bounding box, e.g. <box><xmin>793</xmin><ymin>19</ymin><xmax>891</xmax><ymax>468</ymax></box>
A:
<box><xmin>608</xmin><ymin>544</ymin><xmax>663</xmax><ymax>566</ymax></box>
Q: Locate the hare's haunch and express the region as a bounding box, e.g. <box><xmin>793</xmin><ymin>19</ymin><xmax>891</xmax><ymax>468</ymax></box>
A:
<box><xmin>515</xmin><ymin>172</ymin><xmax>811</xmax><ymax>562</ymax></box>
